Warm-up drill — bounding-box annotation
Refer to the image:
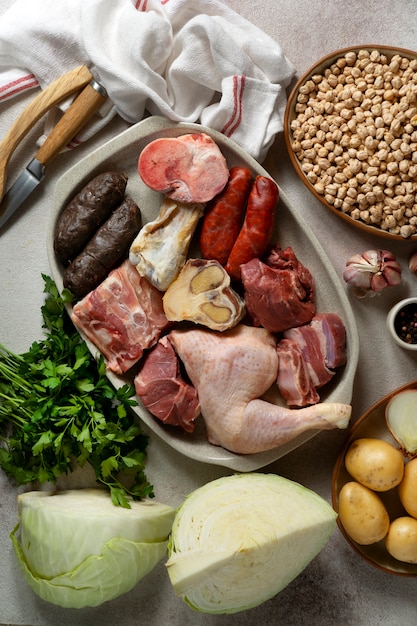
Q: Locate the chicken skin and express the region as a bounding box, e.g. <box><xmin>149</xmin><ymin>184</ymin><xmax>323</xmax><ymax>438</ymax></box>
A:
<box><xmin>169</xmin><ymin>324</ymin><xmax>351</xmax><ymax>454</ymax></box>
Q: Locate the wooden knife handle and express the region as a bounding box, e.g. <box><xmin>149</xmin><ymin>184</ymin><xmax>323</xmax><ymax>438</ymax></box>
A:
<box><xmin>35</xmin><ymin>81</ymin><xmax>107</xmax><ymax>166</ymax></box>
<box><xmin>0</xmin><ymin>65</ymin><xmax>93</xmax><ymax>201</ymax></box>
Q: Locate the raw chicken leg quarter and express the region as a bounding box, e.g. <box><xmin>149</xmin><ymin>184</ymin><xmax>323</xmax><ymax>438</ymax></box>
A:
<box><xmin>169</xmin><ymin>325</ymin><xmax>352</xmax><ymax>454</ymax></box>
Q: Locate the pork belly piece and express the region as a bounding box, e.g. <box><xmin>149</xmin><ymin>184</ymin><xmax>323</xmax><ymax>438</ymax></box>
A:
<box><xmin>277</xmin><ymin>313</ymin><xmax>347</xmax><ymax>407</ymax></box>
<box><xmin>283</xmin><ymin>324</ymin><xmax>334</xmax><ymax>389</ymax></box>
<box><xmin>241</xmin><ymin>245</ymin><xmax>315</xmax><ymax>334</ymax></box>
<box><xmin>138</xmin><ymin>133</ymin><xmax>229</xmax><ymax>203</ymax></box>
<box><xmin>276</xmin><ymin>338</ymin><xmax>320</xmax><ymax>408</ymax></box>
<box><xmin>169</xmin><ymin>324</ymin><xmax>351</xmax><ymax>454</ymax></box>
<box><xmin>134</xmin><ymin>335</ymin><xmax>200</xmax><ymax>433</ymax></box>
<box><xmin>71</xmin><ymin>260</ymin><xmax>170</xmax><ymax>375</ymax></box>
<box><xmin>310</xmin><ymin>313</ymin><xmax>347</xmax><ymax>369</ymax></box>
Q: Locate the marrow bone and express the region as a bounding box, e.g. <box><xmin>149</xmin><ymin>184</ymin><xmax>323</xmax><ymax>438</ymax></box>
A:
<box><xmin>163</xmin><ymin>259</ymin><xmax>246</xmax><ymax>331</ymax></box>
<box><xmin>129</xmin><ymin>198</ymin><xmax>203</xmax><ymax>291</ymax></box>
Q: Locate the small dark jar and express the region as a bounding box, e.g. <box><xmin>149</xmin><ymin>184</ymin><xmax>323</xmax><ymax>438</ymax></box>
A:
<box><xmin>387</xmin><ymin>298</ymin><xmax>417</xmax><ymax>351</ymax></box>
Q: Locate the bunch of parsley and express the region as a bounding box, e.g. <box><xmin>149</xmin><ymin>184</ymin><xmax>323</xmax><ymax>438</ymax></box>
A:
<box><xmin>0</xmin><ymin>275</ymin><xmax>153</xmax><ymax>508</ymax></box>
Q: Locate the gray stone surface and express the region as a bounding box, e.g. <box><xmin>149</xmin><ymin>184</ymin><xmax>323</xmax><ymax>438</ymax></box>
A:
<box><xmin>1</xmin><ymin>1</ymin><xmax>417</xmax><ymax>624</ymax></box>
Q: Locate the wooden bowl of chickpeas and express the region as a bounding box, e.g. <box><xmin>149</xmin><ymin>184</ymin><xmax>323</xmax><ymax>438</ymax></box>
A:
<box><xmin>284</xmin><ymin>46</ymin><xmax>417</xmax><ymax>240</ymax></box>
<box><xmin>332</xmin><ymin>379</ymin><xmax>417</xmax><ymax>575</ymax></box>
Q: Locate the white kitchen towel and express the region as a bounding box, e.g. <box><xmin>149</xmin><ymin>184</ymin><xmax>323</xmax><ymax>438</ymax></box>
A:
<box><xmin>0</xmin><ymin>0</ymin><xmax>295</xmax><ymax>161</ymax></box>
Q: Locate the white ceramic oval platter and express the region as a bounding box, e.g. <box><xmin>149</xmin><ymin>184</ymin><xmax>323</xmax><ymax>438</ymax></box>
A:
<box><xmin>47</xmin><ymin>115</ymin><xmax>359</xmax><ymax>472</ymax></box>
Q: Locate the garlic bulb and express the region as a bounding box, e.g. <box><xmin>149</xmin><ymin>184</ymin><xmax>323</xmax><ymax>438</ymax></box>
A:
<box><xmin>343</xmin><ymin>249</ymin><xmax>402</xmax><ymax>298</ymax></box>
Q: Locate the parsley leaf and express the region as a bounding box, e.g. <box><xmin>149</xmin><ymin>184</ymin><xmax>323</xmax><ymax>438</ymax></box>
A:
<box><xmin>0</xmin><ymin>275</ymin><xmax>153</xmax><ymax>506</ymax></box>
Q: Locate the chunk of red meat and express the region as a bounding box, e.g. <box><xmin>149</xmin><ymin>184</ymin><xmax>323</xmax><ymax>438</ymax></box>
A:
<box><xmin>134</xmin><ymin>336</ymin><xmax>200</xmax><ymax>433</ymax></box>
<box><xmin>241</xmin><ymin>245</ymin><xmax>315</xmax><ymax>333</ymax></box>
<box><xmin>310</xmin><ymin>313</ymin><xmax>347</xmax><ymax>368</ymax></box>
<box><xmin>138</xmin><ymin>133</ymin><xmax>229</xmax><ymax>203</ymax></box>
<box><xmin>71</xmin><ymin>260</ymin><xmax>170</xmax><ymax>374</ymax></box>
<box><xmin>276</xmin><ymin>338</ymin><xmax>320</xmax><ymax>408</ymax></box>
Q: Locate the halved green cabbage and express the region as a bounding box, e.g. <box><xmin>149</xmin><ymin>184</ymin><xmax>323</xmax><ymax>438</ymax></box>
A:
<box><xmin>166</xmin><ymin>473</ymin><xmax>337</xmax><ymax>614</ymax></box>
<box><xmin>11</xmin><ymin>489</ymin><xmax>176</xmax><ymax>608</ymax></box>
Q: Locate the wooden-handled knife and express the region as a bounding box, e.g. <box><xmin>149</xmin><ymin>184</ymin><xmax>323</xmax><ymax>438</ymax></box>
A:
<box><xmin>0</xmin><ymin>66</ymin><xmax>107</xmax><ymax>230</ymax></box>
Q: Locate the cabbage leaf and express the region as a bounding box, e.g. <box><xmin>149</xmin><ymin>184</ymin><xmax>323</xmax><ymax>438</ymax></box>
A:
<box><xmin>11</xmin><ymin>489</ymin><xmax>175</xmax><ymax>608</ymax></box>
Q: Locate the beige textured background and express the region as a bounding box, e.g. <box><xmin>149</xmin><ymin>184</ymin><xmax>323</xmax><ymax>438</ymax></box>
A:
<box><xmin>1</xmin><ymin>1</ymin><xmax>417</xmax><ymax>624</ymax></box>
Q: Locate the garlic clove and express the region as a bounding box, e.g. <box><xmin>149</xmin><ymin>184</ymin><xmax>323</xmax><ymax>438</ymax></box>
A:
<box><xmin>343</xmin><ymin>249</ymin><xmax>402</xmax><ymax>298</ymax></box>
<box><xmin>409</xmin><ymin>251</ymin><xmax>417</xmax><ymax>274</ymax></box>
<box><xmin>381</xmin><ymin>264</ymin><xmax>403</xmax><ymax>287</ymax></box>
<box><xmin>369</xmin><ymin>273</ymin><xmax>388</xmax><ymax>292</ymax></box>
<box><xmin>343</xmin><ymin>263</ymin><xmax>373</xmax><ymax>291</ymax></box>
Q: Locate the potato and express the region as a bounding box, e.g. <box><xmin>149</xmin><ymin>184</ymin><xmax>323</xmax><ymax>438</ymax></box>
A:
<box><xmin>338</xmin><ymin>481</ymin><xmax>390</xmax><ymax>545</ymax></box>
<box><xmin>345</xmin><ymin>438</ymin><xmax>404</xmax><ymax>491</ymax></box>
<box><xmin>398</xmin><ymin>458</ymin><xmax>417</xmax><ymax>519</ymax></box>
<box><xmin>385</xmin><ymin>517</ymin><xmax>417</xmax><ymax>563</ymax></box>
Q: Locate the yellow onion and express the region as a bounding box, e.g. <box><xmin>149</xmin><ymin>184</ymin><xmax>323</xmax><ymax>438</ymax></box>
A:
<box><xmin>385</xmin><ymin>389</ymin><xmax>417</xmax><ymax>457</ymax></box>
<box><xmin>343</xmin><ymin>249</ymin><xmax>402</xmax><ymax>298</ymax></box>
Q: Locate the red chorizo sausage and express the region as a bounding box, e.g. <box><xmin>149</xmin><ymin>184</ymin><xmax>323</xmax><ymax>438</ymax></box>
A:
<box><xmin>225</xmin><ymin>176</ymin><xmax>279</xmax><ymax>281</ymax></box>
<box><xmin>199</xmin><ymin>166</ymin><xmax>253</xmax><ymax>266</ymax></box>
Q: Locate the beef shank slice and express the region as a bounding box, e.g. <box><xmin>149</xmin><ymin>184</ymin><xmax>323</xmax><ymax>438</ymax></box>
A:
<box><xmin>138</xmin><ymin>133</ymin><xmax>229</xmax><ymax>203</ymax></box>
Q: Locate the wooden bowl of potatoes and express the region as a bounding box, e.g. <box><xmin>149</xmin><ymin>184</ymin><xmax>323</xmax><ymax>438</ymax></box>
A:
<box><xmin>284</xmin><ymin>46</ymin><xmax>417</xmax><ymax>240</ymax></box>
<box><xmin>332</xmin><ymin>379</ymin><xmax>417</xmax><ymax>576</ymax></box>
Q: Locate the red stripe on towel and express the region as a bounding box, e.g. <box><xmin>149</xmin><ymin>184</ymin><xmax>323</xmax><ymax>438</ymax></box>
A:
<box><xmin>221</xmin><ymin>75</ymin><xmax>246</xmax><ymax>139</ymax></box>
<box><xmin>135</xmin><ymin>0</ymin><xmax>169</xmax><ymax>6</ymax></box>
<box><xmin>0</xmin><ymin>74</ymin><xmax>39</xmax><ymax>102</ymax></box>
<box><xmin>67</xmin><ymin>138</ymin><xmax>82</xmax><ymax>150</ymax></box>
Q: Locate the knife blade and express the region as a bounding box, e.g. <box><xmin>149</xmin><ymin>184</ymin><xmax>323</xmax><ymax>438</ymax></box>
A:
<box><xmin>0</xmin><ymin>79</ymin><xmax>107</xmax><ymax>231</ymax></box>
<box><xmin>0</xmin><ymin>65</ymin><xmax>94</xmax><ymax>203</ymax></box>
